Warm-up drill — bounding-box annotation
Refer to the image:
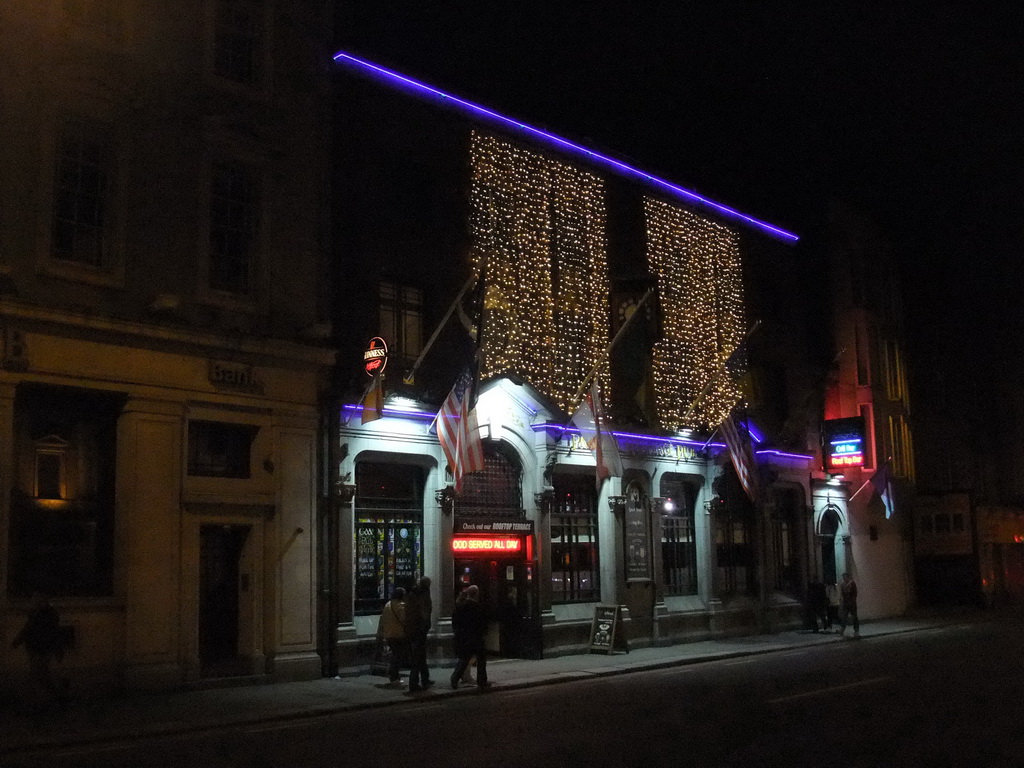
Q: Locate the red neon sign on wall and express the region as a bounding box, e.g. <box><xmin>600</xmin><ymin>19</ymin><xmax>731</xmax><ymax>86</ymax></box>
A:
<box><xmin>452</xmin><ymin>536</ymin><xmax>523</xmax><ymax>554</ymax></box>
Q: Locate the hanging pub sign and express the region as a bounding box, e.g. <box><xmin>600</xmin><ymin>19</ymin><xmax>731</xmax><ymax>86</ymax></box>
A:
<box><xmin>363</xmin><ymin>337</ymin><xmax>388</xmax><ymax>376</ymax></box>
<box><xmin>822</xmin><ymin>416</ymin><xmax>866</xmax><ymax>471</ymax></box>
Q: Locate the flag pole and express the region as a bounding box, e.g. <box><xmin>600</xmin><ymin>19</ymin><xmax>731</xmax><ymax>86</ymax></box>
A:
<box><xmin>403</xmin><ymin>273</ymin><xmax>477</xmax><ymax>385</ymax></box>
<box><xmin>568</xmin><ymin>287</ymin><xmax>656</xmax><ymax>409</ymax></box>
<box><xmin>681</xmin><ymin>320</ymin><xmax>761</xmax><ymax>425</ymax></box>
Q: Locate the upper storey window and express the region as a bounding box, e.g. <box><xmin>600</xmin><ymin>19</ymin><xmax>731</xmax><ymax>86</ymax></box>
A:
<box><xmin>52</xmin><ymin>124</ymin><xmax>113</xmax><ymax>269</ymax></box>
<box><xmin>214</xmin><ymin>0</ymin><xmax>265</xmax><ymax>86</ymax></box>
<box><xmin>209</xmin><ymin>161</ymin><xmax>259</xmax><ymax>296</ymax></box>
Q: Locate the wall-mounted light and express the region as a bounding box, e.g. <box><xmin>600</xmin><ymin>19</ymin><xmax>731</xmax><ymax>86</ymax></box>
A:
<box><xmin>534</xmin><ymin>486</ymin><xmax>555</xmax><ymax>514</ymax></box>
<box><xmin>435</xmin><ymin>486</ymin><xmax>456</xmax><ymax>515</ymax></box>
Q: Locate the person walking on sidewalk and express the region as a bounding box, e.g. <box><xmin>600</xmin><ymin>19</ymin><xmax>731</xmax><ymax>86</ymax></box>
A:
<box><xmin>838</xmin><ymin>572</ymin><xmax>860</xmax><ymax>639</ymax></box>
<box><xmin>825</xmin><ymin>582</ymin><xmax>840</xmax><ymax>632</ymax></box>
<box><xmin>404</xmin><ymin>576</ymin><xmax>434</xmax><ymax>692</ymax></box>
<box><xmin>451</xmin><ymin>585</ymin><xmax>489</xmax><ymax>690</ymax></box>
<box><xmin>12</xmin><ymin>592</ymin><xmax>67</xmax><ymax>713</ymax></box>
<box><xmin>379</xmin><ymin>587</ymin><xmax>408</xmax><ymax>685</ymax></box>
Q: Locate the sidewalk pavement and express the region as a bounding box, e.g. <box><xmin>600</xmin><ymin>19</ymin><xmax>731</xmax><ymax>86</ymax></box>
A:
<box><xmin>0</xmin><ymin>610</ymin><xmax>976</xmax><ymax>758</ymax></box>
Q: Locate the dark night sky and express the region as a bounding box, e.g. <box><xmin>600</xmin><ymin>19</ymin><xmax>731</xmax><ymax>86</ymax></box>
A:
<box><xmin>333</xmin><ymin>4</ymin><xmax>1024</xmax><ymax>375</ymax></box>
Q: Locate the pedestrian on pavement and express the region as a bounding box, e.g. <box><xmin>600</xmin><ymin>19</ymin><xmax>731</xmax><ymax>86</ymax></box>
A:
<box><xmin>454</xmin><ymin>586</ymin><xmax>476</xmax><ymax>684</ymax></box>
<box><xmin>12</xmin><ymin>592</ymin><xmax>67</xmax><ymax>713</ymax></box>
<box><xmin>807</xmin><ymin>581</ymin><xmax>828</xmax><ymax>632</ymax></box>
<box><xmin>404</xmin><ymin>576</ymin><xmax>434</xmax><ymax>692</ymax></box>
<box><xmin>379</xmin><ymin>587</ymin><xmax>408</xmax><ymax>685</ymax></box>
<box><xmin>451</xmin><ymin>584</ymin><xmax>490</xmax><ymax>690</ymax></box>
<box><xmin>825</xmin><ymin>582</ymin><xmax>840</xmax><ymax>631</ymax></box>
<box><xmin>838</xmin><ymin>572</ymin><xmax>860</xmax><ymax>639</ymax></box>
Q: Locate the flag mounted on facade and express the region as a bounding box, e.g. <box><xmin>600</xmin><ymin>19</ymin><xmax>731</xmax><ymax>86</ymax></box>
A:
<box><xmin>870</xmin><ymin>462</ymin><xmax>895</xmax><ymax>519</ymax></box>
<box><xmin>435</xmin><ymin>368</ymin><xmax>485</xmax><ymax>493</ymax></box>
<box><xmin>720</xmin><ymin>412</ymin><xmax>758</xmax><ymax>502</ymax></box>
<box><xmin>361</xmin><ymin>373</ymin><xmax>385</xmax><ymax>424</ymax></box>
<box><xmin>569</xmin><ymin>381</ymin><xmax>624</xmax><ymax>488</ymax></box>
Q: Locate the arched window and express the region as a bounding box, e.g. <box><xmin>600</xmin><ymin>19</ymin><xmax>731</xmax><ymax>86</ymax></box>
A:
<box><xmin>457</xmin><ymin>442</ymin><xmax>523</xmax><ymax>517</ymax></box>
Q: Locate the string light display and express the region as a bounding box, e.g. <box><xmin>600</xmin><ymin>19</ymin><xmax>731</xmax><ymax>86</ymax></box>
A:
<box><xmin>644</xmin><ymin>198</ymin><xmax>746</xmax><ymax>431</ymax></box>
<box><xmin>469</xmin><ymin>132</ymin><xmax>610</xmax><ymax>412</ymax></box>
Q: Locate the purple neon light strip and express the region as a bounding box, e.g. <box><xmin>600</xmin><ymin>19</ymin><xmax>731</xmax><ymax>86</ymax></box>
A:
<box><xmin>756</xmin><ymin>449</ymin><xmax>814</xmax><ymax>461</ymax></box>
<box><xmin>341</xmin><ymin>404</ymin><xmax>436</xmax><ymax>421</ymax></box>
<box><xmin>333</xmin><ymin>51</ymin><xmax>799</xmax><ymax>243</ymax></box>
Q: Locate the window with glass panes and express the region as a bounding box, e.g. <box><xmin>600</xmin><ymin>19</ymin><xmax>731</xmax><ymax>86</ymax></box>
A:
<box><xmin>209</xmin><ymin>161</ymin><xmax>257</xmax><ymax>295</ymax></box>
<box><xmin>770</xmin><ymin>487</ymin><xmax>803</xmax><ymax>595</ymax></box>
<box><xmin>52</xmin><ymin>124</ymin><xmax>113</xmax><ymax>267</ymax></box>
<box><xmin>716</xmin><ymin>512</ymin><xmax>755</xmax><ymax>595</ymax></box>
<box><xmin>379</xmin><ymin>281</ymin><xmax>423</xmax><ymax>366</ymax></box>
<box><xmin>659</xmin><ymin>475</ymin><xmax>699</xmax><ymax>596</ymax></box>
<box><xmin>354</xmin><ymin>462</ymin><xmax>424</xmax><ymax>615</ymax></box>
<box><xmin>214</xmin><ymin>0</ymin><xmax>264</xmax><ymax>85</ymax></box>
<box><xmin>550</xmin><ymin>473</ymin><xmax>600</xmax><ymax>603</ymax></box>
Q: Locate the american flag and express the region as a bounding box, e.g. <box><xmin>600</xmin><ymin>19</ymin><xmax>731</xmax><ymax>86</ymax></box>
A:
<box><xmin>720</xmin><ymin>412</ymin><xmax>758</xmax><ymax>502</ymax></box>
<box><xmin>436</xmin><ymin>369</ymin><xmax>484</xmax><ymax>492</ymax></box>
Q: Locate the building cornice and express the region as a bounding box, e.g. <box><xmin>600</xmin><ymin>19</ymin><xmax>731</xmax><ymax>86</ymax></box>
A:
<box><xmin>0</xmin><ymin>299</ymin><xmax>337</xmax><ymax>369</ymax></box>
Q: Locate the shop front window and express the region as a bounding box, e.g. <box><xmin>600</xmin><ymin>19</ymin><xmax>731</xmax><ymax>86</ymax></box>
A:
<box><xmin>8</xmin><ymin>385</ymin><xmax>122</xmax><ymax>597</ymax></box>
<box><xmin>551</xmin><ymin>473</ymin><xmax>599</xmax><ymax>603</ymax></box>
<box><xmin>660</xmin><ymin>475</ymin><xmax>699</xmax><ymax>596</ymax></box>
<box><xmin>354</xmin><ymin>462</ymin><xmax>424</xmax><ymax>615</ymax></box>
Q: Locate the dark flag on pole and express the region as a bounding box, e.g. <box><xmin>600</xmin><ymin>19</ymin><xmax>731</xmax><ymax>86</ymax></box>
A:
<box><xmin>720</xmin><ymin>412</ymin><xmax>758</xmax><ymax>502</ymax></box>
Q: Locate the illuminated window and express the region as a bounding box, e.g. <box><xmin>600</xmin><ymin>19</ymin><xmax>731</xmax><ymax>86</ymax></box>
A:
<box><xmin>52</xmin><ymin>123</ymin><xmax>113</xmax><ymax>268</ymax></box>
<box><xmin>888</xmin><ymin>414</ymin><xmax>915</xmax><ymax>480</ymax></box>
<box><xmin>859</xmin><ymin>404</ymin><xmax>875</xmax><ymax>469</ymax></box>
<box><xmin>34</xmin><ymin>436</ymin><xmax>69</xmax><ymax>500</ymax></box>
<box><xmin>9</xmin><ymin>385</ymin><xmax>122</xmax><ymax>597</ymax></box>
<box><xmin>214</xmin><ymin>0</ymin><xmax>264</xmax><ymax>85</ymax></box>
<box><xmin>354</xmin><ymin>462</ymin><xmax>424</xmax><ymax>615</ymax></box>
<box><xmin>209</xmin><ymin>161</ymin><xmax>258</xmax><ymax>295</ymax></box>
<box><xmin>379</xmin><ymin>281</ymin><xmax>423</xmax><ymax>366</ymax></box>
<box><xmin>551</xmin><ymin>473</ymin><xmax>600</xmax><ymax>603</ymax></box>
<box><xmin>659</xmin><ymin>475</ymin><xmax>699</xmax><ymax>596</ymax></box>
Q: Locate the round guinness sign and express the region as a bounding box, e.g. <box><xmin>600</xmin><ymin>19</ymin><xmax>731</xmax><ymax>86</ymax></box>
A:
<box><xmin>363</xmin><ymin>337</ymin><xmax>388</xmax><ymax>376</ymax></box>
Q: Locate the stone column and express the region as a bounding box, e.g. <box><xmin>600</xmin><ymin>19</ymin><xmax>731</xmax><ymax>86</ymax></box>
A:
<box><xmin>117</xmin><ymin>397</ymin><xmax>184</xmax><ymax>689</ymax></box>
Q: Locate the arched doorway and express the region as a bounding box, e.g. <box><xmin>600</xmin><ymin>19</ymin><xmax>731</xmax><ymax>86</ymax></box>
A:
<box><xmin>819</xmin><ymin>505</ymin><xmax>842</xmax><ymax>585</ymax></box>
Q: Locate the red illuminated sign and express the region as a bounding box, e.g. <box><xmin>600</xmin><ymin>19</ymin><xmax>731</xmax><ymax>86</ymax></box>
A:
<box><xmin>363</xmin><ymin>337</ymin><xmax>388</xmax><ymax>376</ymax></box>
<box><xmin>452</xmin><ymin>536</ymin><xmax>523</xmax><ymax>554</ymax></box>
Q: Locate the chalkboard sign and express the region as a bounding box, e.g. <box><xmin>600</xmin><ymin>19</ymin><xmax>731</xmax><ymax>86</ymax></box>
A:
<box><xmin>624</xmin><ymin>481</ymin><xmax>652</xmax><ymax>582</ymax></box>
<box><xmin>588</xmin><ymin>605</ymin><xmax>626</xmax><ymax>654</ymax></box>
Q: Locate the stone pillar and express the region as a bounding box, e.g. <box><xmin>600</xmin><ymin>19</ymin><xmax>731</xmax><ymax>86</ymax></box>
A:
<box><xmin>117</xmin><ymin>398</ymin><xmax>184</xmax><ymax>689</ymax></box>
<box><xmin>0</xmin><ymin>382</ymin><xmax>16</xmax><ymax>679</ymax></box>
<box><xmin>268</xmin><ymin>418</ymin><xmax>320</xmax><ymax>681</ymax></box>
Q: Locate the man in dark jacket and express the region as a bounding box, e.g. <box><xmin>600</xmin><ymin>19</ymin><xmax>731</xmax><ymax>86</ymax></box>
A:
<box><xmin>12</xmin><ymin>593</ymin><xmax>65</xmax><ymax>711</ymax></box>
<box><xmin>403</xmin><ymin>577</ymin><xmax>434</xmax><ymax>692</ymax></box>
<box><xmin>451</xmin><ymin>584</ymin><xmax>490</xmax><ymax>689</ymax></box>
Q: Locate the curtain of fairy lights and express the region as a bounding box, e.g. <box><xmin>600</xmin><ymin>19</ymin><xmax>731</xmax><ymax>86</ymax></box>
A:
<box><xmin>644</xmin><ymin>197</ymin><xmax>746</xmax><ymax>431</ymax></box>
<box><xmin>469</xmin><ymin>132</ymin><xmax>610</xmax><ymax>413</ymax></box>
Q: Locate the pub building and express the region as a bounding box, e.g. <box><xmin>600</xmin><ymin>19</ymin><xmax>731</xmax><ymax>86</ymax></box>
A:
<box><xmin>325</xmin><ymin>53</ymin><xmax>865</xmax><ymax>669</ymax></box>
